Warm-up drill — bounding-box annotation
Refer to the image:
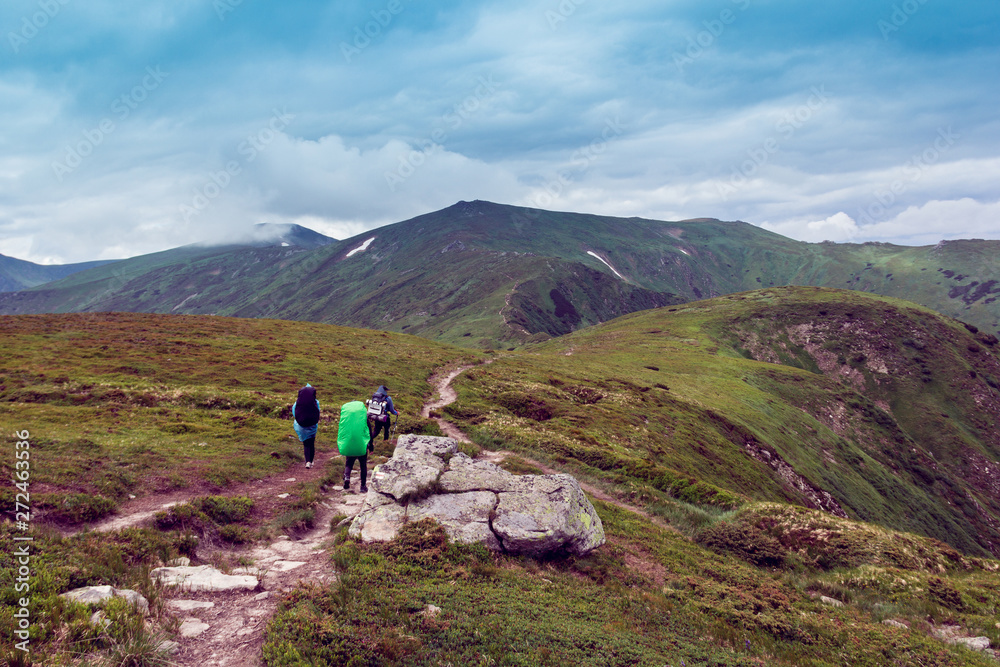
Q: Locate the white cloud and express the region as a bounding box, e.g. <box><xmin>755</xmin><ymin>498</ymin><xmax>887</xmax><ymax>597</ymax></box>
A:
<box><xmin>762</xmin><ymin>212</ymin><xmax>860</xmax><ymax>243</ymax></box>
<box><xmin>761</xmin><ymin>199</ymin><xmax>1000</xmax><ymax>246</ymax></box>
<box><xmin>2</xmin><ymin>0</ymin><xmax>1000</xmax><ymax>262</ymax></box>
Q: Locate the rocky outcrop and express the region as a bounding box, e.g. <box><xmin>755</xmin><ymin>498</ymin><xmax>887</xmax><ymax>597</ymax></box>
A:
<box><xmin>59</xmin><ymin>585</ymin><xmax>149</xmax><ymax>614</ymax></box>
<box><xmin>349</xmin><ymin>435</ymin><xmax>605</xmax><ymax>556</ymax></box>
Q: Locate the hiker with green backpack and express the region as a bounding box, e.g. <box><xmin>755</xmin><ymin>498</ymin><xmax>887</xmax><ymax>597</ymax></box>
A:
<box><xmin>365</xmin><ymin>385</ymin><xmax>399</xmax><ymax>451</ymax></box>
<box><xmin>338</xmin><ymin>400</ymin><xmax>371</xmax><ymax>492</ymax></box>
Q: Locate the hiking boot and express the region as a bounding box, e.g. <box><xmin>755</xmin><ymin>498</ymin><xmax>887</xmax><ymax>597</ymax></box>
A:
<box><xmin>305</xmin><ymin>461</ymin><xmax>312</xmax><ymax>469</ymax></box>
<box><xmin>360</xmin><ymin>485</ymin><xmax>368</xmax><ymax>493</ymax></box>
<box><xmin>343</xmin><ymin>476</ymin><xmax>350</xmax><ymax>490</ymax></box>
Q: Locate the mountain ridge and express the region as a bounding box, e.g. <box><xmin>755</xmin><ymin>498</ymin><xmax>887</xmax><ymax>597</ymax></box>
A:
<box><xmin>0</xmin><ymin>252</ymin><xmax>115</xmax><ymax>293</ymax></box>
<box><xmin>1</xmin><ymin>201</ymin><xmax>998</xmax><ymax>348</ymax></box>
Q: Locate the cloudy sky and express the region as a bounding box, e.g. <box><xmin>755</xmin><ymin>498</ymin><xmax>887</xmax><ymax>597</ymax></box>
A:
<box><xmin>2</xmin><ymin>0</ymin><xmax>999</xmax><ymax>263</ymax></box>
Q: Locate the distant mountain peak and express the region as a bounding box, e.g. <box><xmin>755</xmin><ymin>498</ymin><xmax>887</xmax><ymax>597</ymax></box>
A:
<box><xmin>451</xmin><ymin>200</ymin><xmax>502</xmax><ymax>217</ymax></box>
<box><xmin>246</xmin><ymin>223</ymin><xmax>337</xmax><ymax>249</ymax></box>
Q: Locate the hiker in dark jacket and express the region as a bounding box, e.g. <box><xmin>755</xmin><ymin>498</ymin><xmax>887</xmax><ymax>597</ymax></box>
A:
<box><xmin>292</xmin><ymin>384</ymin><xmax>320</xmax><ymax>468</ymax></box>
<box><xmin>365</xmin><ymin>384</ymin><xmax>399</xmax><ymax>451</ymax></box>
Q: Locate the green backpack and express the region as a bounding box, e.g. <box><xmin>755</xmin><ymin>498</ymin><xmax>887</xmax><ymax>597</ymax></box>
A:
<box><xmin>337</xmin><ymin>401</ymin><xmax>369</xmax><ymax>457</ymax></box>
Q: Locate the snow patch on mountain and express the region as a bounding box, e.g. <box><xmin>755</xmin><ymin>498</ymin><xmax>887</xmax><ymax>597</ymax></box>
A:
<box><xmin>346</xmin><ymin>237</ymin><xmax>375</xmax><ymax>258</ymax></box>
<box><xmin>586</xmin><ymin>251</ymin><xmax>625</xmax><ymax>280</ymax></box>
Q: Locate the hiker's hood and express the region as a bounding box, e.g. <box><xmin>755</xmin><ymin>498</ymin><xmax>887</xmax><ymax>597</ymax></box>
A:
<box><xmin>294</xmin><ymin>385</ymin><xmax>320</xmax><ymax>427</ymax></box>
<box><xmin>375</xmin><ymin>385</ymin><xmax>388</xmax><ymax>397</ymax></box>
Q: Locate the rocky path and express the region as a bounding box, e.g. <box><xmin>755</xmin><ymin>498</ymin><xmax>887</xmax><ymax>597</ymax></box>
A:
<box><xmin>162</xmin><ymin>490</ymin><xmax>367</xmax><ymax>667</ymax></box>
<box><xmin>498</xmin><ymin>275</ymin><xmax>531</xmax><ymax>338</ymax></box>
<box><xmin>75</xmin><ymin>447</ymin><xmax>373</xmax><ymax>666</ymax></box>
<box><xmin>82</xmin><ymin>361</ymin><xmax>658</xmax><ymax>666</ymax></box>
<box><xmin>421</xmin><ymin>362</ymin><xmax>488</xmax><ymax>443</ymax></box>
<box><xmin>90</xmin><ymin>449</ymin><xmax>343</xmax><ymax>534</ymax></box>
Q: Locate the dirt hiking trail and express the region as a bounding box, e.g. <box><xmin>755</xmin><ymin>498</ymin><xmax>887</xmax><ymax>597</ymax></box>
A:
<box><xmin>74</xmin><ymin>361</ymin><xmax>666</xmax><ymax>666</ymax></box>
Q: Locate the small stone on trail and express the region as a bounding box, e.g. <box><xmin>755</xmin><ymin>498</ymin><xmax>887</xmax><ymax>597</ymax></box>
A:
<box><xmin>955</xmin><ymin>637</ymin><xmax>991</xmax><ymax>652</ymax></box>
<box><xmin>277</xmin><ymin>493</ymin><xmax>290</xmax><ymax>499</ymax></box>
<box><xmin>271</xmin><ymin>560</ymin><xmax>307</xmax><ymax>572</ymax></box>
<box><xmin>179</xmin><ymin>617</ymin><xmax>210</xmax><ymax>638</ymax></box>
<box><xmin>157</xmin><ymin>640</ymin><xmax>181</xmax><ymax>655</ymax></box>
<box><xmin>284</xmin><ymin>478</ymin><xmax>296</xmax><ymax>482</ymax></box>
<box><xmin>253</xmin><ymin>592</ymin><xmax>271</xmax><ymax>601</ymax></box>
<box><xmin>60</xmin><ymin>585</ymin><xmax>149</xmax><ymax>615</ymax></box>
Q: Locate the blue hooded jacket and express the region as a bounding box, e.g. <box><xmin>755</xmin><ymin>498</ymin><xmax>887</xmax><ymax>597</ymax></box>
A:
<box><xmin>292</xmin><ymin>384</ymin><xmax>320</xmax><ymax>442</ymax></box>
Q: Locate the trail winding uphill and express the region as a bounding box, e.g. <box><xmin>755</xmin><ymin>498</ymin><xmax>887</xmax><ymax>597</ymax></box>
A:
<box><xmin>72</xmin><ymin>362</ymin><xmax>665</xmax><ymax>666</ymax></box>
<box><xmin>419</xmin><ymin>360</ymin><xmax>672</xmax><ymax>526</ymax></box>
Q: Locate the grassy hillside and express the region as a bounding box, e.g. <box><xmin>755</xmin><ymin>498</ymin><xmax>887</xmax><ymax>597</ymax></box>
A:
<box><xmin>443</xmin><ymin>287</ymin><xmax>1000</xmax><ymax>558</ymax></box>
<box><xmin>2</xmin><ymin>295</ymin><xmax>1000</xmax><ymax>665</ymax></box>
<box><xmin>0</xmin><ymin>313</ymin><xmax>472</xmax><ymax>505</ymax></box>
<box><xmin>2</xmin><ymin>202</ymin><xmax>998</xmax><ymax>350</ymax></box>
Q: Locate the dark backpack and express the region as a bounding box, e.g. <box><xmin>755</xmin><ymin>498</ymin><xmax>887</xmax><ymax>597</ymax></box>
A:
<box><xmin>367</xmin><ymin>393</ymin><xmax>388</xmax><ymax>421</ymax></box>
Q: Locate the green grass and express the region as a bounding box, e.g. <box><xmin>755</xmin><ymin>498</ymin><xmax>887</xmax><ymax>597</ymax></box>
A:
<box><xmin>3</xmin><ymin>296</ymin><xmax>1000</xmax><ymax>665</ymax></box>
<box><xmin>0</xmin><ymin>313</ymin><xmax>477</xmax><ymax>518</ymax></box>
<box><xmin>262</xmin><ymin>510</ymin><xmax>1000</xmax><ymax>666</ymax></box>
<box><xmin>446</xmin><ymin>287</ymin><xmax>1000</xmax><ymax>558</ymax></box>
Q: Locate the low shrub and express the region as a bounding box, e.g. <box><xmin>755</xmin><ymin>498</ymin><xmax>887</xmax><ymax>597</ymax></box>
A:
<box><xmin>220</xmin><ymin>525</ymin><xmax>254</xmax><ymax>544</ymax></box>
<box><xmin>36</xmin><ymin>493</ymin><xmax>116</xmax><ymax>525</ymax></box>
<box><xmin>696</xmin><ymin>519</ymin><xmax>786</xmax><ymax>568</ymax></box>
<box><xmin>495</xmin><ymin>391</ymin><xmax>554</xmax><ymax>421</ymax></box>
<box><xmin>193</xmin><ymin>495</ymin><xmax>254</xmax><ymax>524</ymax></box>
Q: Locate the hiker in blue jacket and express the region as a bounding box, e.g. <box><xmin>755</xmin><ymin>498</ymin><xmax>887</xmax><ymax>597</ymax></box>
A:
<box><xmin>292</xmin><ymin>384</ymin><xmax>320</xmax><ymax>468</ymax></box>
<box><xmin>365</xmin><ymin>385</ymin><xmax>399</xmax><ymax>451</ymax></box>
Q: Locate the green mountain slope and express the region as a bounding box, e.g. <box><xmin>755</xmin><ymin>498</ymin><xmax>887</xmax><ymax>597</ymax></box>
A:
<box><xmin>1</xmin><ymin>202</ymin><xmax>998</xmax><ymax>349</ymax></box>
<box><xmin>0</xmin><ymin>222</ymin><xmax>336</xmax><ymax>315</ymax></box>
<box><xmin>0</xmin><ymin>252</ymin><xmax>114</xmax><ymax>292</ymax></box>
<box><xmin>2</xmin><ymin>301</ymin><xmax>999</xmax><ymax>665</ymax></box>
<box><xmin>444</xmin><ymin>287</ymin><xmax>1000</xmax><ymax>558</ymax></box>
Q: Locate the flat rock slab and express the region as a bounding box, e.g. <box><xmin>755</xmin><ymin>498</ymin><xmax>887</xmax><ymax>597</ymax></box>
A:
<box><xmin>151</xmin><ymin>565</ymin><xmax>258</xmax><ymax>592</ymax></box>
<box><xmin>350</xmin><ymin>435</ymin><xmax>605</xmax><ymax>557</ymax></box>
<box><xmin>167</xmin><ymin>600</ymin><xmax>216</xmax><ymax>612</ymax></box>
<box><xmin>409</xmin><ymin>490</ymin><xmax>501</xmax><ymax>551</ymax></box>
<box><xmin>60</xmin><ymin>585</ymin><xmax>149</xmax><ymax>614</ymax></box>
<box><xmin>270</xmin><ymin>560</ymin><xmax>307</xmax><ymax>572</ymax></box>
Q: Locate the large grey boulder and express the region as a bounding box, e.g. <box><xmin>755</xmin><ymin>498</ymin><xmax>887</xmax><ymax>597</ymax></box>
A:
<box><xmin>350</xmin><ymin>435</ymin><xmax>604</xmax><ymax>557</ymax></box>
